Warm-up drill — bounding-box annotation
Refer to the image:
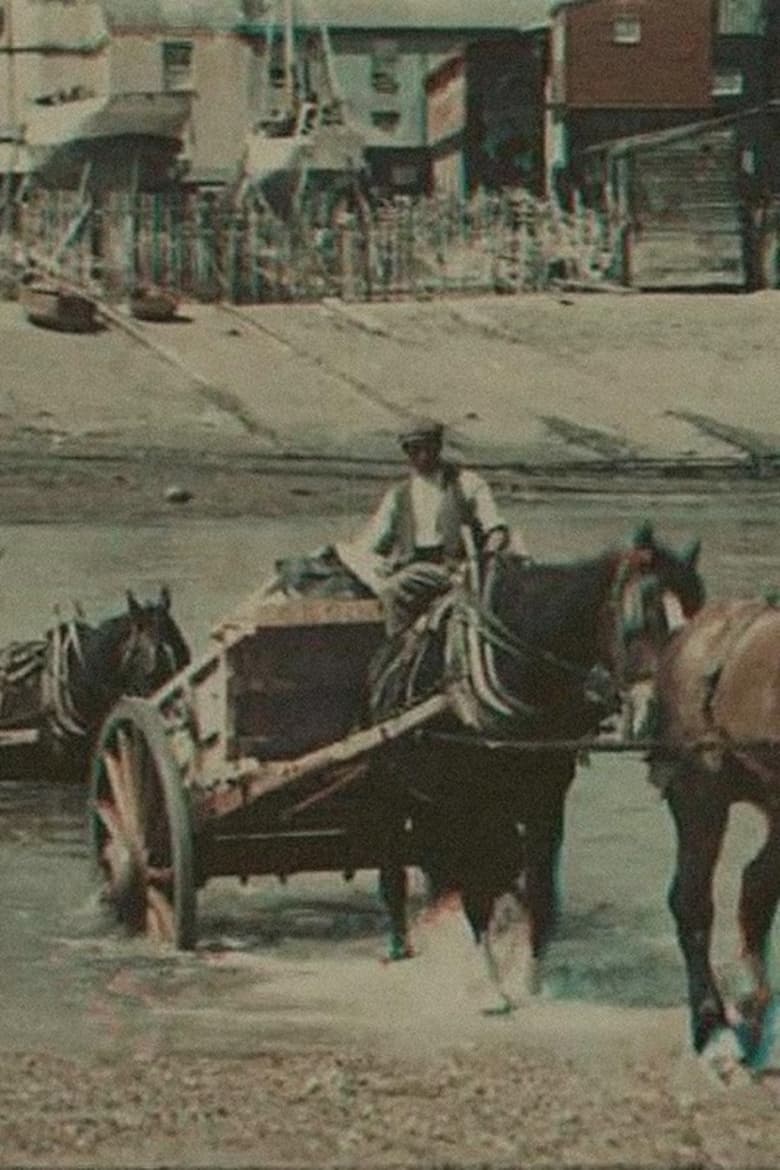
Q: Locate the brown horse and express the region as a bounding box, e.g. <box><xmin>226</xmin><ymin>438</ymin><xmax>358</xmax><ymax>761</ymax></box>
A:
<box><xmin>650</xmin><ymin>596</ymin><xmax>780</xmax><ymax>1072</ymax></box>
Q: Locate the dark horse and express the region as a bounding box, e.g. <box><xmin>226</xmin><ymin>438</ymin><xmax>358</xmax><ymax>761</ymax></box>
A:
<box><xmin>650</xmin><ymin>596</ymin><xmax>780</xmax><ymax>1074</ymax></box>
<box><xmin>274</xmin><ymin>527</ymin><xmax>704</xmax><ymax>1010</ymax></box>
<box><xmin>367</xmin><ymin>525</ymin><xmax>704</xmax><ymax>1009</ymax></box>
<box><xmin>0</xmin><ymin>587</ymin><xmax>190</xmax><ymax>781</ymax></box>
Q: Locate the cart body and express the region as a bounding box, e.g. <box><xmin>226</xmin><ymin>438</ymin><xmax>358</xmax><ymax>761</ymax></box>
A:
<box><xmin>89</xmin><ymin>589</ymin><xmax>445</xmax><ymax>946</ymax></box>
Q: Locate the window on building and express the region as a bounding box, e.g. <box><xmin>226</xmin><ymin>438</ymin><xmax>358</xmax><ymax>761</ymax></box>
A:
<box><xmin>371</xmin><ymin>40</ymin><xmax>400</xmax><ymax>95</ymax></box>
<box><xmin>712</xmin><ymin>69</ymin><xmax>744</xmax><ymax>95</ymax></box>
<box><xmin>371</xmin><ymin>110</ymin><xmax>401</xmax><ymax>132</ymax></box>
<box><xmin>612</xmin><ymin>16</ymin><xmax>641</xmax><ymax>44</ymax></box>
<box><xmin>162</xmin><ymin>41</ymin><xmax>193</xmax><ymax>91</ymax></box>
<box><xmin>717</xmin><ymin>0</ymin><xmax>765</xmax><ymax>35</ymax></box>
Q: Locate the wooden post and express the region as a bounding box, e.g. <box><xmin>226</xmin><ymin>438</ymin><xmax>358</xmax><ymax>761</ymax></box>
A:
<box><xmin>194</xmin><ymin>192</ymin><xmax>213</xmax><ymax>300</ymax></box>
<box><xmin>150</xmin><ymin>193</ymin><xmax>163</xmax><ymax>284</ymax></box>
<box><xmin>248</xmin><ymin>199</ymin><xmax>260</xmax><ymax>302</ymax></box>
<box><xmin>337</xmin><ymin>210</ymin><xmax>355</xmax><ymax>301</ymax></box>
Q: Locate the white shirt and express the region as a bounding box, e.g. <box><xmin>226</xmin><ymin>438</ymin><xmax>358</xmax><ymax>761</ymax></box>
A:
<box><xmin>337</xmin><ymin>466</ymin><xmax>522</xmax><ymax>593</ymax></box>
<box><xmin>364</xmin><ymin>466</ymin><xmax>503</xmax><ymax>550</ymax></box>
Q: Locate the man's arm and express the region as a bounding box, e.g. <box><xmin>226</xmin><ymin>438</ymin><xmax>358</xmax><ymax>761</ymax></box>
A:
<box><xmin>361</xmin><ymin>487</ymin><xmax>399</xmax><ymax>557</ymax></box>
<box><xmin>461</xmin><ymin>470</ymin><xmax>527</xmax><ymax>557</ymax></box>
<box><xmin>335</xmin><ymin>487</ymin><xmax>400</xmax><ymax>594</ymax></box>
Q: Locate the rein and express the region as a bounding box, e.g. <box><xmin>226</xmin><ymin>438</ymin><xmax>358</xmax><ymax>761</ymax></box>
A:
<box><xmin>454</xmin><ymin>589</ymin><xmax>595</xmax><ymax>684</ymax></box>
<box><xmin>446</xmin><ymin>587</ymin><xmax>600</xmax><ymax>725</ymax></box>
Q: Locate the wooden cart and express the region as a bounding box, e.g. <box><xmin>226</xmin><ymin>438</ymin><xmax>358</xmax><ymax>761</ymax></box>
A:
<box><xmin>89</xmin><ymin>591</ymin><xmax>450</xmax><ymax>948</ymax></box>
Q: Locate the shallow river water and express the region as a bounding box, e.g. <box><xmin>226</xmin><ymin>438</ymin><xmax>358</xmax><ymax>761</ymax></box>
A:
<box><xmin>0</xmin><ymin>491</ymin><xmax>777</xmax><ymax>1062</ymax></box>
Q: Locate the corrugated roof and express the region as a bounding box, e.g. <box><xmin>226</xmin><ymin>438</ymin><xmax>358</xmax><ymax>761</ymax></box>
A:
<box><xmin>103</xmin><ymin>0</ymin><xmax>552</xmax><ymax>33</ymax></box>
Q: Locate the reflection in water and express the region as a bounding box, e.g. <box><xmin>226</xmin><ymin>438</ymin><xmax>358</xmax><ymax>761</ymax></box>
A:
<box><xmin>0</xmin><ymin>779</ymin><xmax>83</xmax><ymax>839</ymax></box>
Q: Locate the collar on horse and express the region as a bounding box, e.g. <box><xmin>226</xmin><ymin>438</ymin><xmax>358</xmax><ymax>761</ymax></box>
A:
<box><xmin>42</xmin><ymin>620</ymin><xmax>92</xmax><ymax>738</ymax></box>
<box><xmin>42</xmin><ymin>616</ymin><xmax>150</xmax><ymax>740</ymax></box>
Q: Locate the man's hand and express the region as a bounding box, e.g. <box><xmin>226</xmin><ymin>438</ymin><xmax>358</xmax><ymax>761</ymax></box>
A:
<box><xmin>483</xmin><ymin>527</ymin><xmax>510</xmax><ymax>557</ymax></box>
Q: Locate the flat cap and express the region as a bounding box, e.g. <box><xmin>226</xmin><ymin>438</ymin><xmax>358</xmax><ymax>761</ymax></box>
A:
<box><xmin>398</xmin><ymin>416</ymin><xmax>444</xmax><ymax>446</ymax></box>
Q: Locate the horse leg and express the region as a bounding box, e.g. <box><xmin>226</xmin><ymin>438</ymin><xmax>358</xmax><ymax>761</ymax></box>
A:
<box><xmin>523</xmin><ymin>783</ymin><xmax>568</xmax><ymax>994</ymax></box>
<box><xmin>735</xmin><ymin>809</ymin><xmax>780</xmax><ymax>1066</ymax></box>
<box><xmin>456</xmin><ymin>873</ymin><xmax>522</xmax><ymax>1016</ymax></box>
<box><xmin>378</xmin><ymin>862</ymin><xmax>413</xmax><ymax>961</ymax></box>
<box><xmin>666</xmin><ymin>774</ymin><xmax>731</xmax><ymax>1057</ymax></box>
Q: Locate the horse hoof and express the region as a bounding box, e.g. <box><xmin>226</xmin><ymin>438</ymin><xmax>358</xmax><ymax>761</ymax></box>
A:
<box><xmin>733</xmin><ymin>994</ymin><xmax>777</xmax><ymax>1071</ymax></box>
<box><xmin>384</xmin><ymin>940</ymin><xmax>415</xmax><ymax>963</ymax></box>
<box><xmin>700</xmin><ymin>1029</ymin><xmax>752</xmax><ymax>1088</ymax></box>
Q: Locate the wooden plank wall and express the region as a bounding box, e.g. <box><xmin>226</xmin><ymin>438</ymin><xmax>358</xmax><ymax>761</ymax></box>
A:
<box><xmin>626</xmin><ymin>129</ymin><xmax>747</xmax><ymax>289</ymax></box>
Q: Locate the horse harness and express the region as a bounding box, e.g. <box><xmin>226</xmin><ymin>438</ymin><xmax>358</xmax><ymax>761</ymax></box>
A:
<box><xmin>698</xmin><ymin>602</ymin><xmax>780</xmax><ymax>782</ymax></box>
<box><xmin>0</xmin><ymin>639</ymin><xmax>48</xmax><ymax>727</ymax></box>
<box><xmin>3</xmin><ymin>617</ymin><xmax>163</xmax><ymax>742</ymax></box>
<box><xmin>370</xmin><ymin>550</ymin><xmax>654</xmax><ymax>733</ymax></box>
<box><xmin>41</xmin><ymin>621</ymin><xmax>93</xmax><ymax>739</ymax></box>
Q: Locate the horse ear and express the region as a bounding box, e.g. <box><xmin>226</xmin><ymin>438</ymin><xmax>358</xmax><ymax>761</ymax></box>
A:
<box><xmin>126</xmin><ymin>589</ymin><xmax>142</xmax><ymax>618</ymax></box>
<box><xmin>159</xmin><ymin>584</ymin><xmax>171</xmax><ymax>612</ymax></box>
<box><xmin>631</xmin><ymin>520</ymin><xmax>655</xmax><ymax>549</ymax></box>
<box><xmin>679</xmin><ymin>538</ymin><xmax>701</xmax><ymax>568</ymax></box>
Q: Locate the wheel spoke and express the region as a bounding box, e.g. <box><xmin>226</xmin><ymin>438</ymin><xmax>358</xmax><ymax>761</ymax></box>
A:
<box><xmin>116</xmin><ymin>727</ymin><xmax>142</xmax><ymax>839</ymax></box>
<box><xmin>93</xmin><ymin>797</ymin><xmax>134</xmax><ymax>886</ymax></box>
<box><xmin>103</xmin><ymin>745</ymin><xmax>139</xmax><ymax>844</ymax></box>
<box><xmin>93</xmin><ymin>797</ymin><xmax>123</xmax><ymax>841</ymax></box>
<box><xmin>146</xmin><ymin>884</ymin><xmax>176</xmax><ymax>942</ymax></box>
<box><xmin>99</xmin><ymin>836</ymin><xmax>126</xmax><ymax>886</ymax></box>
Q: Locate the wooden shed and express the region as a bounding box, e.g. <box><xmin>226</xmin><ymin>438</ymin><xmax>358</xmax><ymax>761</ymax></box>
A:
<box><xmin>585</xmin><ymin>114</ymin><xmax>772</xmax><ymax>290</ymax></box>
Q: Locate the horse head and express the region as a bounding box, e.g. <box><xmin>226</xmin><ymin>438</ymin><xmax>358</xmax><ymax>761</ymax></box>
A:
<box><xmin>120</xmin><ymin>586</ymin><xmax>191</xmax><ymax>698</ymax></box>
<box><xmin>606</xmin><ymin>522</ymin><xmax>704</xmax><ymax>683</ymax></box>
<box><xmin>601</xmin><ymin>523</ymin><xmax>704</xmax><ymax>736</ymax></box>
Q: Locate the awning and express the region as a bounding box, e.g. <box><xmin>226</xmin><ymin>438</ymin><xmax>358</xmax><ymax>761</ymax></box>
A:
<box><xmin>20</xmin><ymin>92</ymin><xmax>191</xmax><ymax>190</ymax></box>
<box><xmin>24</xmin><ymin>92</ymin><xmax>190</xmax><ymax>152</ymax></box>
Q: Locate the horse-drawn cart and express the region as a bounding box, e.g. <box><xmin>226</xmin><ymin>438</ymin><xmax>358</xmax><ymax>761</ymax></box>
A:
<box><xmin>90</xmin><ymin>591</ymin><xmax>450</xmax><ymax>949</ymax></box>
<box><xmin>86</xmin><ymin>537</ymin><xmax>780</xmax><ymax>1070</ymax></box>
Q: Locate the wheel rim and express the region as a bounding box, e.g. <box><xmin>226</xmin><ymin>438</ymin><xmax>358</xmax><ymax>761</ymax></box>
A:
<box><xmin>90</xmin><ymin>699</ymin><xmax>195</xmax><ymax>947</ymax></box>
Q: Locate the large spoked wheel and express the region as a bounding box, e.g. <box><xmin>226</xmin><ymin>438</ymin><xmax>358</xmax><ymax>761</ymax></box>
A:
<box><xmin>89</xmin><ymin>697</ymin><xmax>197</xmax><ymax>949</ymax></box>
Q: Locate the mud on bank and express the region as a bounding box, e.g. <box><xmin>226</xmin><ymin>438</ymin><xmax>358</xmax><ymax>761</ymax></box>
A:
<box><xmin>1</xmin><ymin>444</ymin><xmax>779</xmax><ymax>527</ymax></box>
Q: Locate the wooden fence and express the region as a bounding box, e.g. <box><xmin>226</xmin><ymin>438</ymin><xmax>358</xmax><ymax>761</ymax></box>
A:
<box><xmin>5</xmin><ymin>185</ymin><xmax>620</xmax><ymax>303</ymax></box>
